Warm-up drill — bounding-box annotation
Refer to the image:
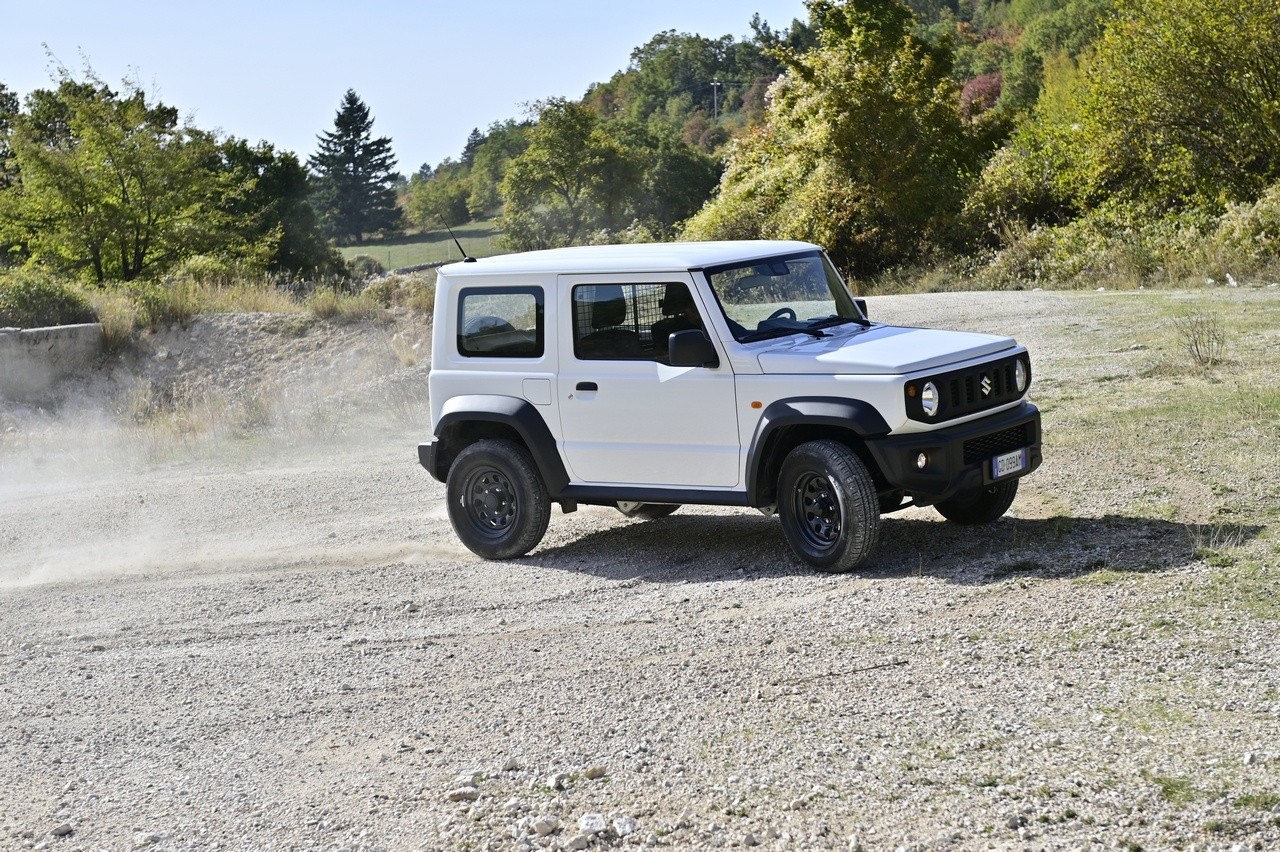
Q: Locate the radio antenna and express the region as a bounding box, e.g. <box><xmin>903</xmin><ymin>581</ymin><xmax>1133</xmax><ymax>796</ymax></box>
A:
<box><xmin>439</xmin><ymin>215</ymin><xmax>476</xmax><ymax>263</ymax></box>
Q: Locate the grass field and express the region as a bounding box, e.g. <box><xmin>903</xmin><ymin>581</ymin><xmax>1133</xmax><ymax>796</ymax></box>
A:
<box><xmin>337</xmin><ymin>219</ymin><xmax>503</xmax><ymax>270</ymax></box>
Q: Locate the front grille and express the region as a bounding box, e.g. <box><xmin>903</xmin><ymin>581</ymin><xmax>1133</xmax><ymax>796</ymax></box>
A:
<box><xmin>907</xmin><ymin>354</ymin><xmax>1029</xmax><ymax>422</ymax></box>
<box><xmin>964</xmin><ymin>422</ymin><xmax>1033</xmax><ymax>465</ymax></box>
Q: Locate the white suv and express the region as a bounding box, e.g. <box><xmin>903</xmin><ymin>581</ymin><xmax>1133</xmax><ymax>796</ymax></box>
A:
<box><xmin>419</xmin><ymin>240</ymin><xmax>1041</xmax><ymax>572</ymax></box>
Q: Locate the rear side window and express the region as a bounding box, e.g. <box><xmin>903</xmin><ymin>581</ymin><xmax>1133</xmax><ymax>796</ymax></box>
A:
<box><xmin>457</xmin><ymin>287</ymin><xmax>544</xmax><ymax>357</ymax></box>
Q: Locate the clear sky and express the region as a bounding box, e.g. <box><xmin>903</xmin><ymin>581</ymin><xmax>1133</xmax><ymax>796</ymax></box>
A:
<box><xmin>4</xmin><ymin>1</ymin><xmax>809</xmax><ymax>173</ymax></box>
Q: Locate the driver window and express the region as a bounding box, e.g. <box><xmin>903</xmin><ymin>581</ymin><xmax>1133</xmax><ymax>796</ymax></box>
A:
<box><xmin>572</xmin><ymin>283</ymin><xmax>704</xmax><ymax>362</ymax></box>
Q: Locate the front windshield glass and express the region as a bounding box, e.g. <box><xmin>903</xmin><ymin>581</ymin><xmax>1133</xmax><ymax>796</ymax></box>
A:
<box><xmin>704</xmin><ymin>250</ymin><xmax>865</xmax><ymax>343</ymax></box>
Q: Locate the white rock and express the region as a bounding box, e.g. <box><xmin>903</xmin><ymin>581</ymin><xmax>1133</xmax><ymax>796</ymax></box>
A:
<box><xmin>531</xmin><ymin>815</ymin><xmax>559</xmax><ymax>836</ymax></box>
<box><xmin>503</xmin><ymin>797</ymin><xmax>525</xmax><ymax>813</ymax></box>
<box><xmin>50</xmin><ymin>823</ymin><xmax>72</xmax><ymax>837</ymax></box>
<box><xmin>502</xmin><ymin>756</ymin><xmax>523</xmax><ymax>771</ymax></box>
<box><xmin>547</xmin><ymin>771</ymin><xmax>570</xmax><ymax>790</ymax></box>
<box><xmin>567</xmin><ymin>833</ymin><xmax>592</xmax><ymax>850</ymax></box>
<box><xmin>578</xmin><ymin>812</ymin><xmax>606</xmax><ymax>834</ymax></box>
<box><xmin>584</xmin><ymin>765</ymin><xmax>606</xmax><ymax>780</ymax></box>
<box><xmin>446</xmin><ymin>786</ymin><xmax>480</xmax><ymax>802</ymax></box>
<box><xmin>1244</xmin><ymin>752</ymin><xmax>1259</xmax><ymax>765</ymax></box>
<box><xmin>612</xmin><ymin>815</ymin><xmax>637</xmax><ymax>836</ymax></box>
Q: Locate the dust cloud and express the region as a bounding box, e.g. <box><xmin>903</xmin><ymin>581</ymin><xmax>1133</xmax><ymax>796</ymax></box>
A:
<box><xmin>0</xmin><ymin>313</ymin><xmax>433</xmax><ymax>588</ymax></box>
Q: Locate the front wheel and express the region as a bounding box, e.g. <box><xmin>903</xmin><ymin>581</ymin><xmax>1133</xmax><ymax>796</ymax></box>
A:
<box><xmin>616</xmin><ymin>502</ymin><xmax>681</xmax><ymax>520</ymax></box>
<box><xmin>778</xmin><ymin>440</ymin><xmax>880</xmax><ymax>573</ymax></box>
<box><xmin>446</xmin><ymin>439</ymin><xmax>551</xmax><ymax>559</ymax></box>
<box><xmin>934</xmin><ymin>478</ymin><xmax>1019</xmax><ymax>524</ymax></box>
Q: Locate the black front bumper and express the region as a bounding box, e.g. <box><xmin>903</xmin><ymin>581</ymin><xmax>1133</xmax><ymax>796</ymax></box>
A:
<box><xmin>864</xmin><ymin>401</ymin><xmax>1042</xmax><ymax>506</ymax></box>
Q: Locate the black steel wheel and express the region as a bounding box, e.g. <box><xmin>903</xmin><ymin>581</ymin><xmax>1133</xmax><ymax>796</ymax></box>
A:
<box><xmin>934</xmin><ymin>478</ymin><xmax>1019</xmax><ymax>525</ymax></box>
<box><xmin>446</xmin><ymin>439</ymin><xmax>550</xmax><ymax>559</ymax></box>
<box><xmin>777</xmin><ymin>440</ymin><xmax>880</xmax><ymax>572</ymax></box>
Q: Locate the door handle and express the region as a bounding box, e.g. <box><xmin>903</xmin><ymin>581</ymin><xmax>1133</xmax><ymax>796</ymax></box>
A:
<box><xmin>575</xmin><ymin>381</ymin><xmax>598</xmax><ymax>392</ymax></box>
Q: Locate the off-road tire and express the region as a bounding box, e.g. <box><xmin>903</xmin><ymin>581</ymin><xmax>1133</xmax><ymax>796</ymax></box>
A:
<box><xmin>934</xmin><ymin>478</ymin><xmax>1018</xmax><ymax>525</ymax></box>
<box><xmin>615</xmin><ymin>502</ymin><xmax>681</xmax><ymax>520</ymax></box>
<box><xmin>778</xmin><ymin>440</ymin><xmax>880</xmax><ymax>573</ymax></box>
<box><xmin>446</xmin><ymin>439</ymin><xmax>551</xmax><ymax>559</ymax></box>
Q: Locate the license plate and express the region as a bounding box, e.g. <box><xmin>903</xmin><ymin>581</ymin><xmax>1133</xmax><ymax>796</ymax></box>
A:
<box><xmin>991</xmin><ymin>448</ymin><xmax>1027</xmax><ymax>479</ymax></box>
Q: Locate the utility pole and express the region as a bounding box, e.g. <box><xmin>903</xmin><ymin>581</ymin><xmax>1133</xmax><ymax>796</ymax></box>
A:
<box><xmin>711</xmin><ymin>80</ymin><xmax>722</xmax><ymax>121</ymax></box>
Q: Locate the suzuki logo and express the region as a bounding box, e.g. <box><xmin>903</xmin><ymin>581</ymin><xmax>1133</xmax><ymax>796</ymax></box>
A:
<box><xmin>980</xmin><ymin>374</ymin><xmax>993</xmax><ymax>396</ymax></box>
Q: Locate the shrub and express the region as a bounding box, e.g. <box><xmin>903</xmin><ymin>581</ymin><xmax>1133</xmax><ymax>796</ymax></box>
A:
<box><xmin>0</xmin><ymin>269</ymin><xmax>97</xmax><ymax>328</ymax></box>
<box><xmin>361</xmin><ymin>271</ymin><xmax>435</xmax><ymax>311</ymax></box>
<box><xmin>305</xmin><ymin>286</ymin><xmax>383</xmax><ymax>322</ymax></box>
<box><xmin>1175</xmin><ymin>313</ymin><xmax>1227</xmax><ymax>369</ymax></box>
<box><xmin>130</xmin><ymin>280</ymin><xmax>199</xmax><ymax>329</ymax></box>
<box><xmin>347</xmin><ymin>255</ymin><xmax>385</xmax><ymax>278</ymax></box>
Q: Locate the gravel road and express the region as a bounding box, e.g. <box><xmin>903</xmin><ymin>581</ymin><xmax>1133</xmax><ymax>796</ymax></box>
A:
<box><xmin>2</xmin><ymin>290</ymin><xmax>1278</xmax><ymax>851</ymax></box>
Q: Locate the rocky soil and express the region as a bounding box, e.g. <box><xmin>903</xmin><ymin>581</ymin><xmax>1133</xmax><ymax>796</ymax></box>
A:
<box><xmin>2</xmin><ymin>290</ymin><xmax>1278</xmax><ymax>851</ymax></box>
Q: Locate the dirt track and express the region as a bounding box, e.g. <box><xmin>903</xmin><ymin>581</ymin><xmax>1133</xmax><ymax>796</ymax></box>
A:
<box><xmin>3</xmin><ymin>290</ymin><xmax>1279</xmax><ymax>850</ymax></box>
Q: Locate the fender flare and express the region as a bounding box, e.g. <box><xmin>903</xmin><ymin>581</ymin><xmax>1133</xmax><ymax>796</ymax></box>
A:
<box><xmin>745</xmin><ymin>397</ymin><xmax>890</xmax><ymax>505</ymax></box>
<box><xmin>432</xmin><ymin>395</ymin><xmax>570</xmax><ymax>496</ymax></box>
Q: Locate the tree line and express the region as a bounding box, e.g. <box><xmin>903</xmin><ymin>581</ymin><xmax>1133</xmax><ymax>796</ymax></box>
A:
<box><xmin>0</xmin><ymin>74</ymin><xmax>403</xmax><ymax>285</ymax></box>
<box><xmin>4</xmin><ymin>0</ymin><xmax>1279</xmax><ymax>290</ymax></box>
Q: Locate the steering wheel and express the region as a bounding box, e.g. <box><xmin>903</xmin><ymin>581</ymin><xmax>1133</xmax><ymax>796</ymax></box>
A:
<box><xmin>765</xmin><ymin>307</ymin><xmax>797</xmax><ymax>322</ymax></box>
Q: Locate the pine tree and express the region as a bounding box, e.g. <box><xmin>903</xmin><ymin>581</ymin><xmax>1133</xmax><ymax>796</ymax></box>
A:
<box><xmin>308</xmin><ymin>89</ymin><xmax>401</xmax><ymax>244</ymax></box>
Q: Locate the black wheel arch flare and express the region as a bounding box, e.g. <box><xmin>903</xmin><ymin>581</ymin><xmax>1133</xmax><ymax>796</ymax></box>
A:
<box><xmin>745</xmin><ymin>397</ymin><xmax>891</xmax><ymax>507</ymax></box>
<box><xmin>426</xmin><ymin>395</ymin><xmax>570</xmax><ymax>496</ymax></box>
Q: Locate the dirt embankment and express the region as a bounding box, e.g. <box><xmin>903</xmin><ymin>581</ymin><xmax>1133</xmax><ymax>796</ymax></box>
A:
<box><xmin>2</xmin><ymin>291</ymin><xmax>1278</xmax><ymax>851</ymax></box>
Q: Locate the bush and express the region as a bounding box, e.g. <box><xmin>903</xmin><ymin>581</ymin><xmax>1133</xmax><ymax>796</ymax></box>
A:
<box><xmin>347</xmin><ymin>255</ymin><xmax>385</xmax><ymax>278</ymax></box>
<box><xmin>361</xmin><ymin>272</ymin><xmax>435</xmax><ymax>311</ymax></box>
<box><xmin>0</xmin><ymin>269</ymin><xmax>97</xmax><ymax>328</ymax></box>
<box><xmin>130</xmin><ymin>280</ymin><xmax>199</xmax><ymax>329</ymax></box>
<box><xmin>1208</xmin><ymin>182</ymin><xmax>1280</xmax><ymax>273</ymax></box>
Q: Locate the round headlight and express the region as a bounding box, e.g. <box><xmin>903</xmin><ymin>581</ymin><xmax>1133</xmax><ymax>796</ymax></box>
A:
<box><xmin>1014</xmin><ymin>359</ymin><xmax>1028</xmax><ymax>393</ymax></box>
<box><xmin>921</xmin><ymin>381</ymin><xmax>939</xmax><ymax>417</ymax></box>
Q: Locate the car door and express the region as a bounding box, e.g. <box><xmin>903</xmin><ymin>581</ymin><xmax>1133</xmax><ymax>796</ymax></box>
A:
<box><xmin>555</xmin><ymin>273</ymin><xmax>740</xmax><ymax>487</ymax></box>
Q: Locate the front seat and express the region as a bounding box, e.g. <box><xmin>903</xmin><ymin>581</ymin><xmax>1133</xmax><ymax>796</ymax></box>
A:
<box><xmin>578</xmin><ymin>285</ymin><xmax>641</xmax><ymax>358</ymax></box>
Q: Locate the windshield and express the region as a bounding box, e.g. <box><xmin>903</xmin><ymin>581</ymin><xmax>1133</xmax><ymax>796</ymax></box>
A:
<box><xmin>704</xmin><ymin>250</ymin><xmax>865</xmax><ymax>343</ymax></box>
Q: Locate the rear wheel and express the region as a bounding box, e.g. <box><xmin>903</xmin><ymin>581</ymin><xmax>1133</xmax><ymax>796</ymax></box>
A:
<box><xmin>778</xmin><ymin>440</ymin><xmax>880</xmax><ymax>573</ymax></box>
<box><xmin>934</xmin><ymin>479</ymin><xmax>1019</xmax><ymax>524</ymax></box>
<box><xmin>616</xmin><ymin>502</ymin><xmax>681</xmax><ymax>520</ymax></box>
<box><xmin>446</xmin><ymin>439</ymin><xmax>550</xmax><ymax>559</ymax></box>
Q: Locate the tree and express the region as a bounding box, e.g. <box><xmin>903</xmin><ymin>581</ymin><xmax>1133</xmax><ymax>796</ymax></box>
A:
<box><xmin>499</xmin><ymin>99</ymin><xmax>638</xmax><ymax>250</ymax></box>
<box><xmin>405</xmin><ymin>158</ymin><xmax>470</xmax><ymax>229</ymax></box>
<box><xmin>220</xmin><ymin>139</ymin><xmax>344</xmax><ymax>275</ymax></box>
<box><xmin>308</xmin><ymin>89</ymin><xmax>401</xmax><ymax>243</ymax></box>
<box><xmin>0</xmin><ymin>76</ymin><xmax>241</xmax><ymax>282</ymax></box>
<box><xmin>1080</xmin><ymin>0</ymin><xmax>1280</xmax><ymax>211</ymax></box>
<box><xmin>685</xmin><ymin>0</ymin><xmax>981</xmax><ymax>277</ymax></box>
<box><xmin>466</xmin><ymin>120</ymin><xmax>530</xmax><ymax>217</ymax></box>
<box><xmin>0</xmin><ymin>82</ymin><xmax>18</xmax><ymax>189</ymax></box>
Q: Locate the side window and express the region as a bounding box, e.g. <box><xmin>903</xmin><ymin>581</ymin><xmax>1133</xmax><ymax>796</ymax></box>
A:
<box><xmin>572</xmin><ymin>283</ymin><xmax>704</xmax><ymax>362</ymax></box>
<box><xmin>457</xmin><ymin>287</ymin><xmax>543</xmax><ymax>358</ymax></box>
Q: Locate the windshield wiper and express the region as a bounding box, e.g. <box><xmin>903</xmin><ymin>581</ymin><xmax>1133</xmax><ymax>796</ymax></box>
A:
<box><xmin>809</xmin><ymin>314</ymin><xmax>871</xmax><ymax>330</ymax></box>
<box><xmin>738</xmin><ymin>325</ymin><xmax>827</xmax><ymax>343</ymax></box>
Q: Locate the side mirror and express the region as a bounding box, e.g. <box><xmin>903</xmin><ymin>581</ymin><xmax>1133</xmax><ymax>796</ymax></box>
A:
<box><xmin>855</xmin><ymin>297</ymin><xmax>868</xmax><ymax>319</ymax></box>
<box><xmin>669</xmin><ymin>330</ymin><xmax>719</xmax><ymax>368</ymax></box>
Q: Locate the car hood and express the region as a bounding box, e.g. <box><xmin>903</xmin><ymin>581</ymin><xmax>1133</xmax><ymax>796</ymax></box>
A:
<box><xmin>754</xmin><ymin>324</ymin><xmax>1018</xmax><ymax>375</ymax></box>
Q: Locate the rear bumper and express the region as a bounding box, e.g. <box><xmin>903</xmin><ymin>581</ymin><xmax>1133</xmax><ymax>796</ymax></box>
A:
<box><xmin>418</xmin><ymin>440</ymin><xmax>442</xmax><ymax>482</ymax></box>
<box><xmin>865</xmin><ymin>401</ymin><xmax>1042</xmax><ymax>506</ymax></box>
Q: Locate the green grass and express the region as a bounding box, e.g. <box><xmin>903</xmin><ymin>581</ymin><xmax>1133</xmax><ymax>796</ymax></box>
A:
<box><xmin>338</xmin><ymin>219</ymin><xmax>503</xmax><ymax>269</ymax></box>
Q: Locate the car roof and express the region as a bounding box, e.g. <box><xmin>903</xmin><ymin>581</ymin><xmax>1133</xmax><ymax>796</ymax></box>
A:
<box><xmin>438</xmin><ymin>240</ymin><xmax>822</xmax><ymax>277</ymax></box>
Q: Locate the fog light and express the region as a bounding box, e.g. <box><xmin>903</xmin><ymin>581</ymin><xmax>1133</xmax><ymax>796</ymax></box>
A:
<box><xmin>915</xmin><ymin>452</ymin><xmax>929</xmax><ymax>470</ymax></box>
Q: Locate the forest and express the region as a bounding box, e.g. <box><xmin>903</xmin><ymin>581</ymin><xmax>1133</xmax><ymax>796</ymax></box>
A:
<box><xmin>2</xmin><ymin>0</ymin><xmax>1279</xmax><ymax>328</ymax></box>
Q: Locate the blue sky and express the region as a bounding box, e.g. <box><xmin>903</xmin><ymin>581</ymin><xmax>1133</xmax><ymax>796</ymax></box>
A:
<box><xmin>4</xmin><ymin>1</ymin><xmax>808</xmax><ymax>173</ymax></box>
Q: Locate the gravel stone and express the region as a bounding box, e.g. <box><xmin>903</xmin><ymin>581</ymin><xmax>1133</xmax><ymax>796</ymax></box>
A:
<box><xmin>578</xmin><ymin>812</ymin><xmax>606</xmax><ymax>834</ymax></box>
